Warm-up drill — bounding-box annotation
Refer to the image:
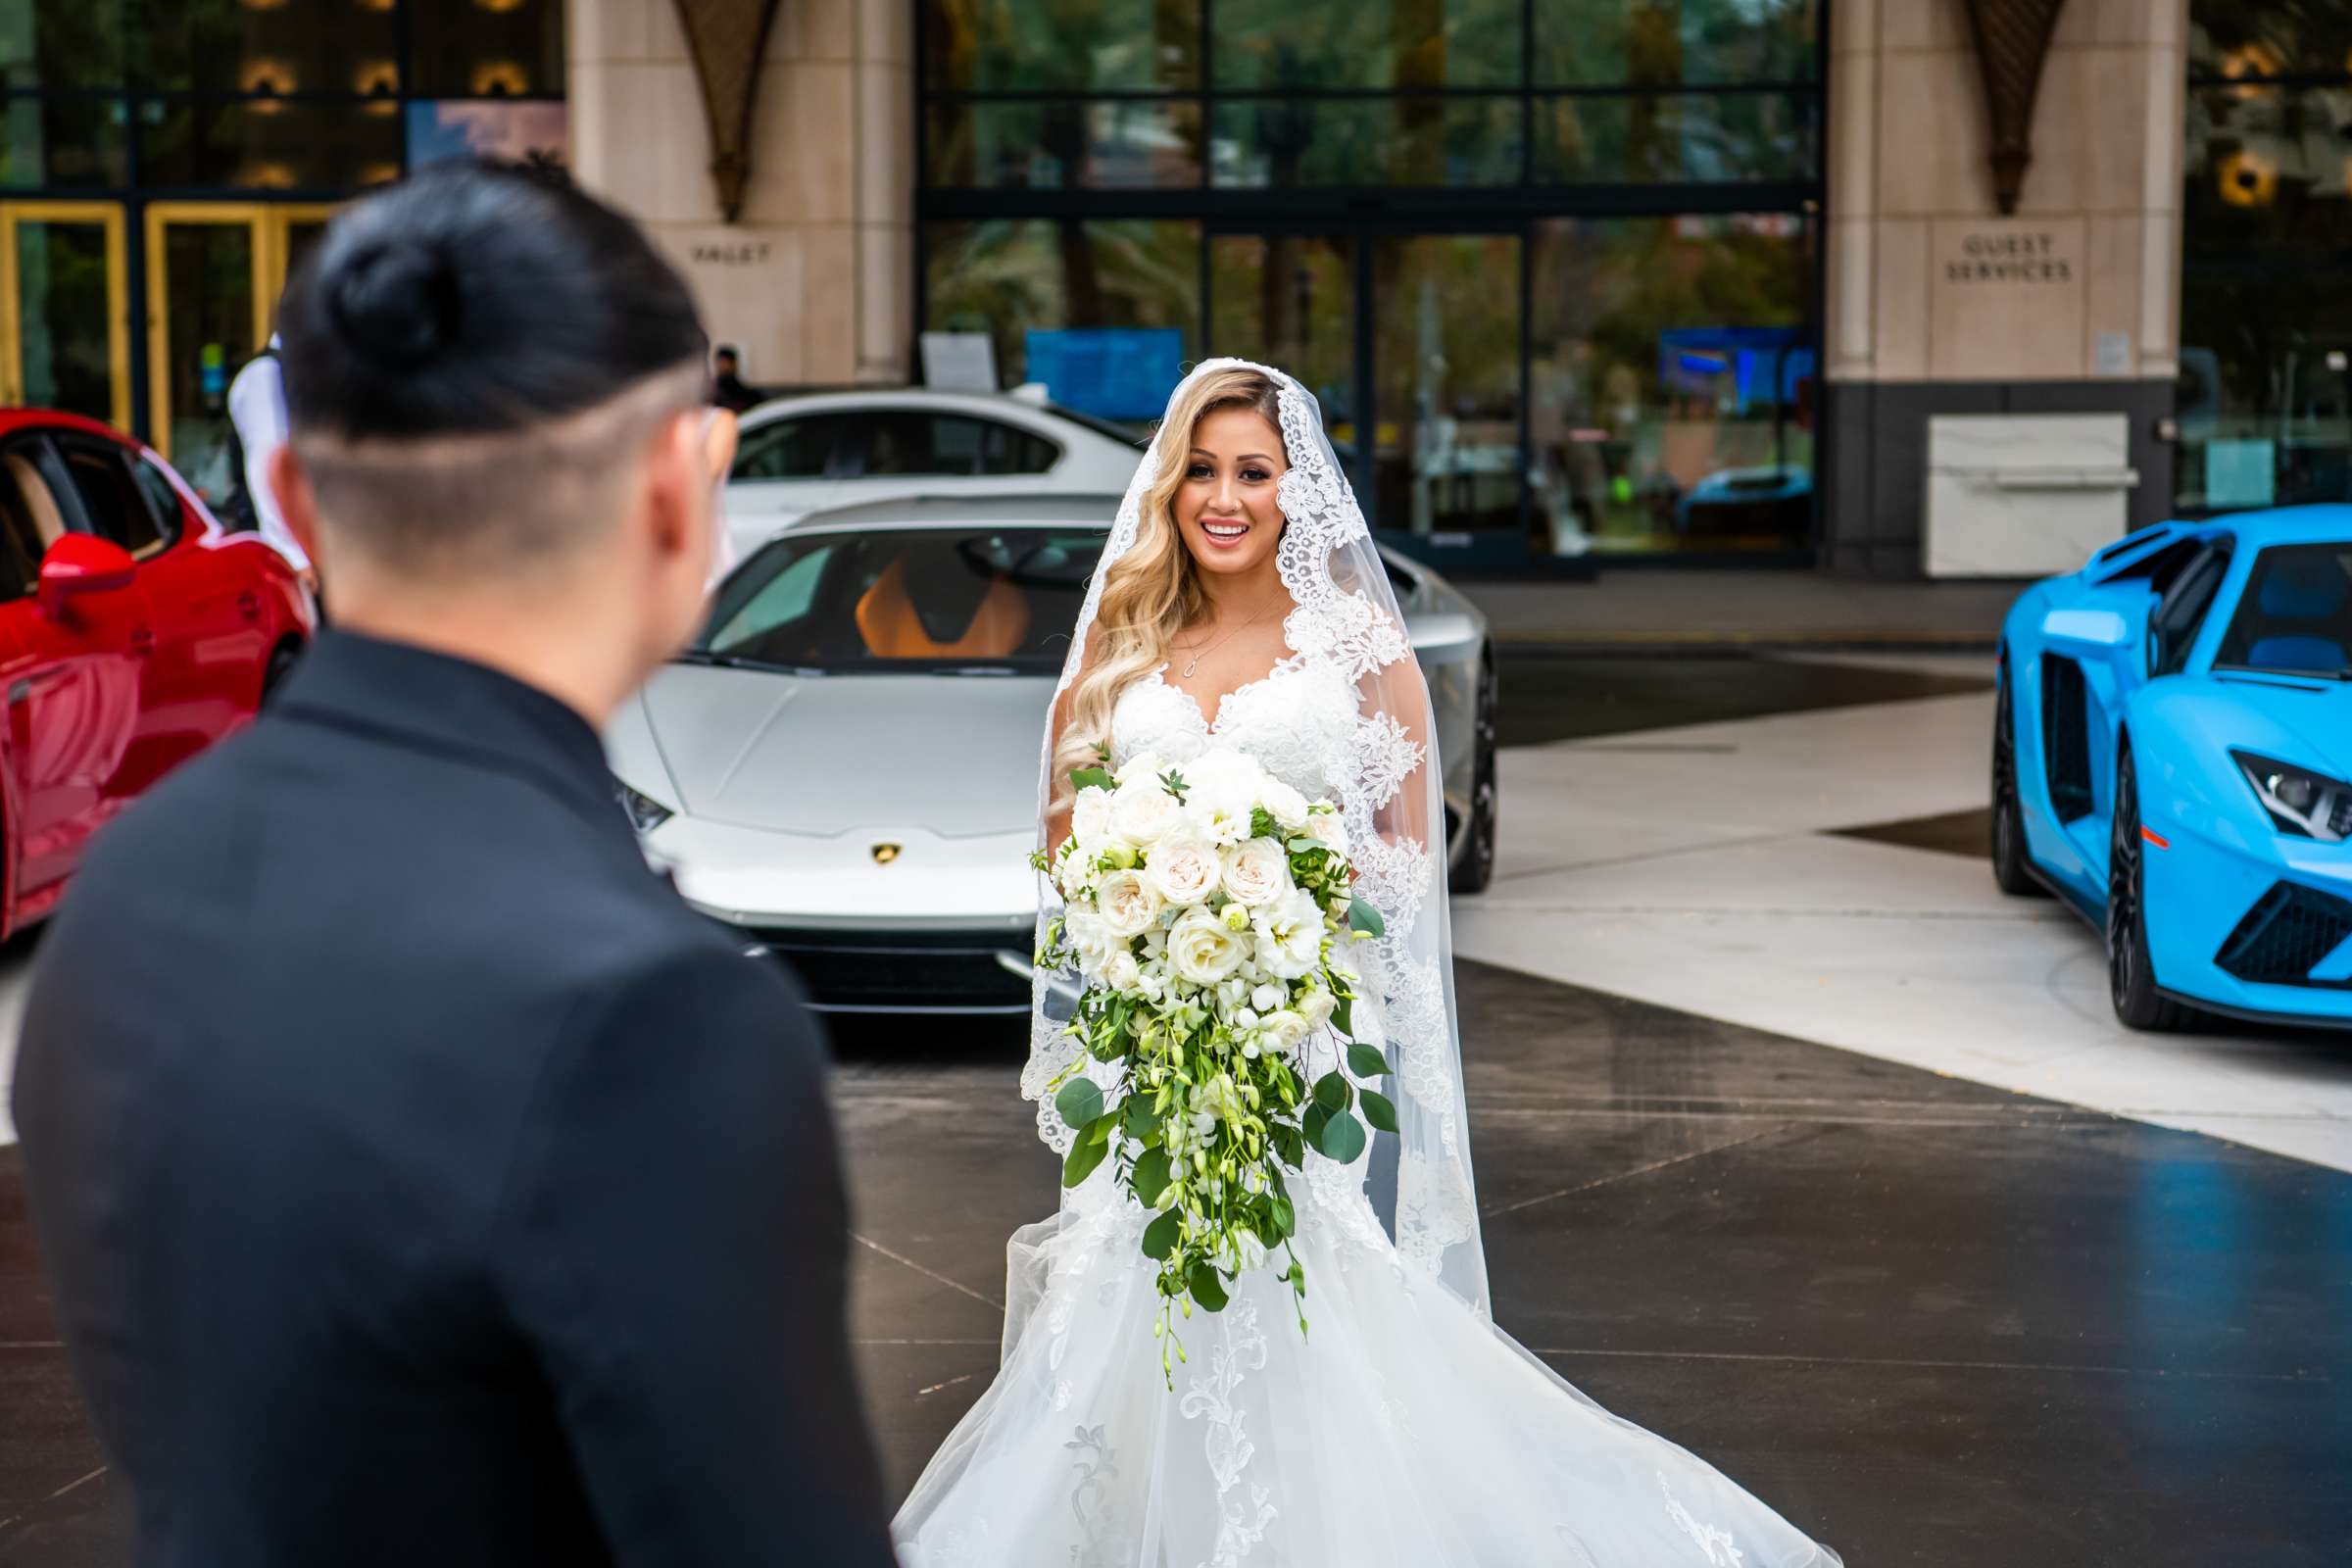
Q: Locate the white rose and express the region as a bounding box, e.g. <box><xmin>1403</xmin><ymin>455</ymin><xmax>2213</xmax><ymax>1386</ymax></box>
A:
<box><xmin>1069</xmin><ymin>785</ymin><xmax>1116</xmax><ymax>851</ymax></box>
<box><xmin>1110</xmin><ymin>776</ymin><xmax>1182</xmax><ymax>846</ymax></box>
<box><xmin>1096</xmin><ymin>868</ymin><xmax>1164</xmax><ymax>939</ymax></box>
<box><xmin>1167</xmin><ymin>907</ymin><xmax>1247</xmax><ymax>984</ymax></box>
<box><xmin>1220</xmin><ymin>837</ymin><xmax>1293</xmax><ymax>906</ymax></box>
<box><xmin>1113</xmin><ymin>749</ymin><xmax>1164</xmax><ymax>787</ymax></box>
<box><xmin>1066</xmin><ymin>910</ymin><xmax>1121</xmax><ymax>972</ymax></box>
<box><xmin>1251</xmin><ymin>887</ymin><xmax>1325</xmax><ymax>980</ymax></box>
<box><xmin>1145</xmin><ymin>834</ymin><xmax>1220</xmax><ymax>907</ymax></box>
<box><xmin>1102</xmin><ymin>949</ymin><xmax>1142</xmax><ymax>991</ymax></box>
<box><xmin>1297</xmin><ymin>988</ymin><xmax>1337</xmax><ymax>1029</ymax></box>
<box><xmin>1257</xmin><ymin>1008</ymin><xmax>1311</xmax><ymax>1057</ymax></box>
<box><xmin>1262</xmin><ymin>779</ymin><xmax>1311</xmax><ymax>832</ymax></box>
<box><xmin>1304</xmin><ymin>806</ymin><xmax>1348</xmax><ymax>856</ymax></box>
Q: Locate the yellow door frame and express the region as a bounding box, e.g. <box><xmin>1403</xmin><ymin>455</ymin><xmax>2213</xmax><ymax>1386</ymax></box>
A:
<box><xmin>0</xmin><ymin>200</ymin><xmax>132</xmax><ymax>429</ymax></box>
<box><xmin>143</xmin><ymin>202</ymin><xmax>336</xmax><ymax>461</ymax></box>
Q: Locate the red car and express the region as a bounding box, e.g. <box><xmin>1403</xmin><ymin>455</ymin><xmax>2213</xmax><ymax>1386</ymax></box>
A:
<box><xmin>0</xmin><ymin>410</ymin><xmax>312</xmax><ymax>939</ymax></box>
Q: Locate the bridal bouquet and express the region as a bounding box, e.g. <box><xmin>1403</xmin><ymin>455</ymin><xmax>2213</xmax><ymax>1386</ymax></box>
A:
<box><xmin>1033</xmin><ymin>748</ymin><xmax>1392</xmax><ymax>1379</ymax></box>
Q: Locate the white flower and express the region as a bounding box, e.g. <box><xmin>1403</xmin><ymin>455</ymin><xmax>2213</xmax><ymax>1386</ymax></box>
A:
<box><xmin>1145</xmin><ymin>834</ymin><xmax>1220</xmax><ymax>907</ymax></box>
<box><xmin>1113</xmin><ymin>749</ymin><xmax>1164</xmax><ymax>787</ymax></box>
<box><xmin>1262</xmin><ymin>778</ymin><xmax>1311</xmax><ymax>832</ymax></box>
<box><xmin>1167</xmin><ymin>906</ymin><xmax>1247</xmax><ymax>984</ymax></box>
<box><xmin>1257</xmin><ymin>1008</ymin><xmax>1311</xmax><ymax>1057</ymax></box>
<box><xmin>1251</xmin><ymin>982</ymin><xmax>1284</xmax><ymax>1012</ymax></box>
<box><xmin>1184</xmin><ymin>749</ymin><xmax>1263</xmax><ymax>845</ymax></box>
<box><xmin>1066</xmin><ymin>911</ymin><xmax>1121</xmax><ymax>972</ymax></box>
<box><xmin>1251</xmin><ymin>888</ymin><xmax>1325</xmax><ymax>980</ymax></box>
<box><xmin>1220</xmin><ymin>837</ymin><xmax>1293</xmax><ymax>906</ymax></box>
<box><xmin>1096</xmin><ymin>868</ymin><xmax>1163</xmax><ymax>939</ymax></box>
<box><xmin>1304</xmin><ymin>806</ymin><xmax>1348</xmax><ymax>857</ymax></box>
<box><xmin>1102</xmin><ymin>949</ymin><xmax>1142</xmax><ymax>991</ymax></box>
<box><xmin>1297</xmin><ymin>988</ymin><xmax>1337</xmax><ymax>1029</ymax></box>
<box><xmin>1070</xmin><ymin>785</ymin><xmax>1116</xmax><ymax>851</ymax></box>
<box><xmin>1110</xmin><ymin>775</ymin><xmax>1182</xmax><ymax>846</ymax></box>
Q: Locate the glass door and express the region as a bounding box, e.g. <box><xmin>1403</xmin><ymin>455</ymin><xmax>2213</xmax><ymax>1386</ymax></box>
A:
<box><xmin>143</xmin><ymin>203</ymin><xmax>336</xmax><ymax>504</ymax></box>
<box><xmin>0</xmin><ymin>202</ymin><xmax>131</xmax><ymax>428</ymax></box>
<box><xmin>1367</xmin><ymin>231</ymin><xmax>1525</xmax><ymax>553</ymax></box>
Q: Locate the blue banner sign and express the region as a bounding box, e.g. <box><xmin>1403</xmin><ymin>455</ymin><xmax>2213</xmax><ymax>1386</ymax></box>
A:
<box><xmin>1026</xmin><ymin>328</ymin><xmax>1184</xmax><ymax>421</ymax></box>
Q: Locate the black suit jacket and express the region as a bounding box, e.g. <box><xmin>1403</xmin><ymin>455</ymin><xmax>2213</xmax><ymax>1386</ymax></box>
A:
<box><xmin>11</xmin><ymin>631</ymin><xmax>895</xmax><ymax>1566</ymax></box>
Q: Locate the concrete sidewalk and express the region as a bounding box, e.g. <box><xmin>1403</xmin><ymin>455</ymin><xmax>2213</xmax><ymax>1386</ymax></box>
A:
<box><xmin>1457</xmin><ymin>568</ymin><xmax>2025</xmax><ymax>649</ymax></box>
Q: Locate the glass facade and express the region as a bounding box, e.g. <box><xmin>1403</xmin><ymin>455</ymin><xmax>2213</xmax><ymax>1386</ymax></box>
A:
<box><xmin>0</xmin><ymin>0</ymin><xmax>564</xmax><ymax>488</ymax></box>
<box><xmin>2180</xmin><ymin>2</ymin><xmax>2352</xmax><ymax>512</ymax></box>
<box><xmin>918</xmin><ymin>0</ymin><xmax>1824</xmax><ymax>564</ymax></box>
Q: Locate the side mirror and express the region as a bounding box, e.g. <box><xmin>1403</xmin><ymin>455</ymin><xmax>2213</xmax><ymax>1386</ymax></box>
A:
<box><xmin>2039</xmin><ymin>607</ymin><xmax>2130</xmax><ymax>652</ymax></box>
<box><xmin>38</xmin><ymin>534</ymin><xmax>136</xmax><ymax>620</ymax></box>
<box><xmin>1407</xmin><ymin>611</ymin><xmax>1481</xmax><ymax>655</ymax></box>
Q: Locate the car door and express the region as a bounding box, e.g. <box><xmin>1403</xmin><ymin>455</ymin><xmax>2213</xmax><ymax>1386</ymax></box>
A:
<box><xmin>54</xmin><ymin>433</ymin><xmax>264</xmax><ymax>776</ymax></box>
<box><xmin>823</xmin><ymin>411</ymin><xmax>1061</xmax><ymax>512</ymax></box>
<box><xmin>723</xmin><ymin>411</ymin><xmax>859</xmax><ymax>558</ymax></box>
<box><xmin>0</xmin><ymin>432</ymin><xmax>153</xmax><ymax>900</ymax></box>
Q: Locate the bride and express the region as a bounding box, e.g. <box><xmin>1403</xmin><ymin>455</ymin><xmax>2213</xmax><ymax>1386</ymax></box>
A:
<box><xmin>893</xmin><ymin>361</ymin><xmax>1840</xmax><ymax>1568</ymax></box>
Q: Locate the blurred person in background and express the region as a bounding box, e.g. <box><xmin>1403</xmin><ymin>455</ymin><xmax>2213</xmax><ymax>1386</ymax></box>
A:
<box><xmin>711</xmin><ymin>343</ymin><xmax>762</xmax><ymax>414</ymax></box>
<box><xmin>224</xmin><ymin>333</ymin><xmax>322</xmax><ymax>615</ymax></box>
<box><xmin>10</xmin><ymin>159</ymin><xmax>894</xmax><ymax>1567</ymax></box>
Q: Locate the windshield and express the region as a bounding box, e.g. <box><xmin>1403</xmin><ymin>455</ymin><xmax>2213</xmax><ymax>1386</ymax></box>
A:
<box><xmin>691</xmin><ymin>525</ymin><xmax>1103</xmax><ymax>674</ymax></box>
<box><xmin>2214</xmin><ymin>543</ymin><xmax>2352</xmax><ymax>678</ymax></box>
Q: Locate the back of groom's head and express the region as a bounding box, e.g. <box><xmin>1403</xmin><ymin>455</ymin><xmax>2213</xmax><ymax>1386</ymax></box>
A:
<box><xmin>275</xmin><ymin>160</ymin><xmax>710</xmax><ymax>584</ymax></box>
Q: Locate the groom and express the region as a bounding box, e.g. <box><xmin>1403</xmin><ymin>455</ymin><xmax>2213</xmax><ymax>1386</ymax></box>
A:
<box><xmin>10</xmin><ymin>162</ymin><xmax>895</xmax><ymax>1564</ymax></box>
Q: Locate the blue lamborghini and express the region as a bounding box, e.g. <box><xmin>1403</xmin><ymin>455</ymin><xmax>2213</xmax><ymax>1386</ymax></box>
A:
<box><xmin>1994</xmin><ymin>508</ymin><xmax>2352</xmax><ymax>1032</ymax></box>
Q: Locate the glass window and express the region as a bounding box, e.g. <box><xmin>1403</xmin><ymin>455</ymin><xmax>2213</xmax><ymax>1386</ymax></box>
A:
<box><xmin>0</xmin><ymin>97</ymin><xmax>131</xmax><ymax>188</ymax></box>
<box><xmin>130</xmin><ymin>459</ymin><xmax>188</xmax><ymax>552</ymax></box>
<box><xmin>1370</xmin><ymin>232</ymin><xmax>1523</xmax><ymax>542</ymax></box>
<box><xmin>1209</xmin><ymin>232</ymin><xmax>1358</xmax><ymax>469</ymax></box>
<box><xmin>1535</xmin><ymin>91</ymin><xmax>1817</xmax><ymax>183</ymax></box>
<box><xmin>924</xmin><ymin>100</ymin><xmax>1200</xmax><ymax>189</ymax></box>
<box><xmin>733</xmin><ymin>415</ymin><xmax>857</xmax><ymax>481</ymax></box>
<box><xmin>1210</xmin><ymin>98</ymin><xmax>1522</xmax><ymax>187</ymax></box>
<box><xmin>9</xmin><ymin>217</ymin><xmax>119</xmax><ymax>422</ymax></box>
<box><xmin>59</xmin><ymin>439</ymin><xmax>166</xmax><ymax>559</ymax></box>
<box><xmin>925</xmin><ymin>220</ymin><xmax>1200</xmax><ymax>395</ymax></box>
<box><xmin>2152</xmin><ymin>544</ymin><xmax>2233</xmax><ymax>675</ymax></box>
<box><xmin>0</xmin><ymin>448</ymin><xmax>54</xmax><ymax>597</ymax></box>
<box><xmin>1536</xmin><ymin>0</ymin><xmax>1818</xmax><ymax>88</ymax></box>
<box><xmin>923</xmin><ymin>0</ymin><xmax>1198</xmax><ymax>92</ymax></box>
<box><xmin>143</xmin><ymin>103</ymin><xmax>405</xmax><ymax>190</ymax></box>
<box><xmin>406</xmin><ymin>0</ymin><xmax>564</xmax><ymax>97</ymax></box>
<box><xmin>136</xmin><ymin>0</ymin><xmax>400</xmax><ymax>92</ymax></box>
<box><xmin>2190</xmin><ymin>3</ymin><xmax>2352</xmax><ymax>82</ymax></box>
<box><xmin>847</xmin><ymin>414</ymin><xmax>1059</xmax><ymax>477</ymax></box>
<box><xmin>1213</xmin><ymin>0</ymin><xmax>1521</xmax><ymax>89</ymax></box>
<box><xmin>697</xmin><ymin>526</ymin><xmax>1106</xmax><ymax>671</ymax></box>
<box><xmin>2215</xmin><ymin>543</ymin><xmax>2352</xmax><ymax>677</ymax></box>
<box><xmin>1</xmin><ymin>0</ymin><xmax>130</xmax><ymax>89</ymax></box>
<box><xmin>1528</xmin><ymin>213</ymin><xmax>1813</xmax><ymax>557</ymax></box>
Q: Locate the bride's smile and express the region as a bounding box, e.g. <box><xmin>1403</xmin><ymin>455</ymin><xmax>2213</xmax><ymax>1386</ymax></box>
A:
<box><xmin>1177</xmin><ymin>407</ymin><xmax>1289</xmax><ymax>579</ymax></box>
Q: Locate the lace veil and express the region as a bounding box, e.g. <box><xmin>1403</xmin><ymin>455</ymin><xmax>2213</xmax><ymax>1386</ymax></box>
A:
<box><xmin>1019</xmin><ymin>358</ymin><xmax>1490</xmax><ymax>1317</ymax></box>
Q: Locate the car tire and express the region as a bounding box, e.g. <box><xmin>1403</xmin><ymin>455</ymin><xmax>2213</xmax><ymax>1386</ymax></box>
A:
<box><xmin>260</xmin><ymin>640</ymin><xmax>302</xmax><ymax>710</ymax></box>
<box><xmin>1989</xmin><ymin>667</ymin><xmax>2043</xmax><ymax>898</ymax></box>
<box><xmin>2108</xmin><ymin>745</ymin><xmax>2188</xmax><ymax>1033</ymax></box>
<box><xmin>1453</xmin><ymin>655</ymin><xmax>1499</xmax><ymax>895</ymax></box>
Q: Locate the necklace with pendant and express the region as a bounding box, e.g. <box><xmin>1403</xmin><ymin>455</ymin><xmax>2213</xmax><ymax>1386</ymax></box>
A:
<box><xmin>1175</xmin><ymin>606</ymin><xmax>1270</xmax><ymax>679</ymax></box>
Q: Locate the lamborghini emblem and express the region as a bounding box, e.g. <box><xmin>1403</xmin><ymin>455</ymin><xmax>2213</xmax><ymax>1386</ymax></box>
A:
<box><xmin>871</xmin><ymin>842</ymin><xmax>903</xmax><ymax>865</ymax></box>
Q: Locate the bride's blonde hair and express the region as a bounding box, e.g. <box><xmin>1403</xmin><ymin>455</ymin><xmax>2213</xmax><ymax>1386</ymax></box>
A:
<box><xmin>1051</xmin><ymin>365</ymin><xmax>1286</xmax><ymax>808</ymax></box>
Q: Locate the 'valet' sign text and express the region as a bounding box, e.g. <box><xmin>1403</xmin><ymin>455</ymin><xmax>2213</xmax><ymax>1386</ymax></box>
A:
<box><xmin>692</xmin><ymin>240</ymin><xmax>773</xmax><ymax>267</ymax></box>
<box><xmin>1944</xmin><ymin>229</ymin><xmax>2072</xmax><ymax>284</ymax></box>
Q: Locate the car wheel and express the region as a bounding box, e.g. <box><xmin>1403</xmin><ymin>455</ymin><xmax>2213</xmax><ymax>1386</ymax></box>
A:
<box><xmin>260</xmin><ymin>640</ymin><xmax>302</xmax><ymax>710</ymax></box>
<box><xmin>1989</xmin><ymin>668</ymin><xmax>2043</xmax><ymax>898</ymax></box>
<box><xmin>1453</xmin><ymin>655</ymin><xmax>1499</xmax><ymax>895</ymax></box>
<box><xmin>2108</xmin><ymin>745</ymin><xmax>2187</xmax><ymax>1033</ymax></box>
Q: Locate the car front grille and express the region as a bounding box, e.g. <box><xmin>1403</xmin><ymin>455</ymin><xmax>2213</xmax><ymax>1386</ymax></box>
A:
<box><xmin>2214</xmin><ymin>882</ymin><xmax>2352</xmax><ymax>989</ymax></box>
<box><xmin>732</xmin><ymin>924</ymin><xmax>1032</xmax><ymax>1012</ymax></box>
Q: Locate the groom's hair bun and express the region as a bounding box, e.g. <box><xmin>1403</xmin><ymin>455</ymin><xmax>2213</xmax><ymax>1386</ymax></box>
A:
<box><xmin>277</xmin><ymin>157</ymin><xmax>707</xmax><ymax>443</ymax></box>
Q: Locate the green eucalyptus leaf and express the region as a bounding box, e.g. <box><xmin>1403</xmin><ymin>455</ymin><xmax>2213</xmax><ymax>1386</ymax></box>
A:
<box><xmin>1086</xmin><ymin>1111</ymin><xmax>1118</xmax><ymax>1147</ymax></box>
<box><xmin>1301</xmin><ymin>1102</ymin><xmax>1331</xmax><ymax>1149</ymax></box>
<box><xmin>1124</xmin><ymin>1096</ymin><xmax>1163</xmax><ymax>1141</ymax></box>
<box><xmin>1346</xmin><ymin>1043</ymin><xmax>1393</xmax><ymax>1080</ymax></box>
<box><xmin>1132</xmin><ymin>1148</ymin><xmax>1174</xmax><ymax>1206</ymax></box>
<box><xmin>1307</xmin><ymin>1107</ymin><xmax>1367</xmax><ymax>1164</ymax></box>
<box><xmin>1141</xmin><ymin>1208</ymin><xmax>1182</xmax><ymax>1260</ymax></box>
<box><xmin>1347</xmin><ymin>896</ymin><xmax>1386</xmax><ymax>938</ymax></box>
<box><xmin>1270</xmin><ymin>1122</ymin><xmax>1305</xmax><ymax>1169</ymax></box>
<box><xmin>1054</xmin><ymin>1078</ymin><xmax>1105</xmax><ymax>1131</ymax></box>
<box><xmin>1187</xmin><ymin>1261</ymin><xmax>1230</xmax><ymax>1313</ymax></box>
<box><xmin>1287</xmin><ymin>836</ymin><xmax>1322</xmax><ymax>854</ymax></box>
<box><xmin>1062</xmin><ymin>1133</ymin><xmax>1110</xmax><ymax>1188</ymax></box>
<box><xmin>1360</xmin><ymin>1089</ymin><xmax>1399</xmax><ymax>1134</ymax></box>
<box><xmin>1271</xmin><ymin>1195</ymin><xmax>1297</xmax><ymax>1239</ymax></box>
<box><xmin>1069</xmin><ymin>766</ymin><xmax>1114</xmax><ymax>792</ymax></box>
<box><xmin>1331</xmin><ymin>992</ymin><xmax>1354</xmax><ymax>1037</ymax></box>
<box><xmin>1312</xmin><ymin>1070</ymin><xmax>1352</xmax><ymax>1113</ymax></box>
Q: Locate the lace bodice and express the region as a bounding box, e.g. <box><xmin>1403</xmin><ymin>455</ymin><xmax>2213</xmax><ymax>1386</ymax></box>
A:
<box><xmin>1109</xmin><ymin>661</ymin><xmax>1360</xmax><ymax>803</ymax></box>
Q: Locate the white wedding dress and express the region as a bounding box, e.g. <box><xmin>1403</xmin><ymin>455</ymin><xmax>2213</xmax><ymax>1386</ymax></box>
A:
<box><xmin>892</xmin><ymin>360</ymin><xmax>1839</xmax><ymax>1568</ymax></box>
<box><xmin>891</xmin><ymin>660</ymin><xmax>1841</xmax><ymax>1568</ymax></box>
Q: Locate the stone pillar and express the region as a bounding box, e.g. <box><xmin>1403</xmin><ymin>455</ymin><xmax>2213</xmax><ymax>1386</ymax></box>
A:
<box><xmin>1821</xmin><ymin>0</ymin><xmax>2188</xmax><ymax>576</ymax></box>
<box><xmin>566</xmin><ymin>0</ymin><xmax>914</xmax><ymax>387</ymax></box>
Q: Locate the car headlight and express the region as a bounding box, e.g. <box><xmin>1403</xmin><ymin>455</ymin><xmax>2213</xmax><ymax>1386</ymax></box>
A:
<box><xmin>614</xmin><ymin>778</ymin><xmax>675</xmax><ymax>835</ymax></box>
<box><xmin>2232</xmin><ymin>751</ymin><xmax>2350</xmax><ymax>843</ymax></box>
